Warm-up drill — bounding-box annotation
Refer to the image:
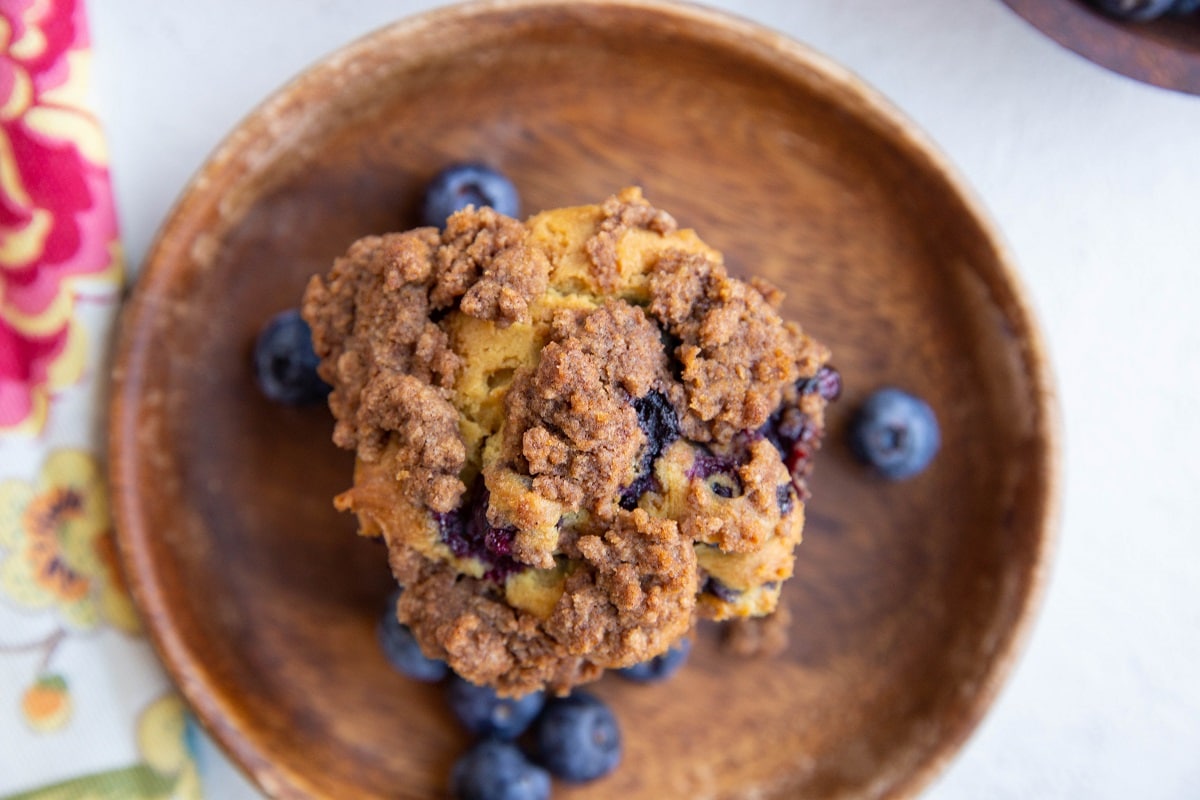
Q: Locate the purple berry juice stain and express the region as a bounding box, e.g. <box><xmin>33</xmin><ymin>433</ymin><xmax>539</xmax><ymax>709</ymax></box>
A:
<box><xmin>434</xmin><ymin>481</ymin><xmax>522</xmax><ymax>581</ymax></box>
<box><xmin>620</xmin><ymin>391</ymin><xmax>681</xmax><ymax>510</ymax></box>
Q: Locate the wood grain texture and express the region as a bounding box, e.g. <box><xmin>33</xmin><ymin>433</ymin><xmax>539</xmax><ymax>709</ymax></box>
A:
<box><xmin>108</xmin><ymin>1</ymin><xmax>1059</xmax><ymax>798</ymax></box>
<box><xmin>1002</xmin><ymin>0</ymin><xmax>1200</xmax><ymax>94</ymax></box>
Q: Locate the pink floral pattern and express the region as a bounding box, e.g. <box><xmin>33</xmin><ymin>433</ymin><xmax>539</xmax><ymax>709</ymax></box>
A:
<box><xmin>1</xmin><ymin>0</ymin><xmax>122</xmax><ymax>434</ymax></box>
<box><xmin>0</xmin><ymin>3</ymin><xmax>200</xmax><ymax>797</ymax></box>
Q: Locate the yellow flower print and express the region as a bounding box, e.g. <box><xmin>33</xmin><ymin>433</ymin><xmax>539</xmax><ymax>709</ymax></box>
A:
<box><xmin>0</xmin><ymin>448</ymin><xmax>138</xmax><ymax>632</ymax></box>
<box><xmin>3</xmin><ymin>694</ymin><xmax>204</xmax><ymax>800</ymax></box>
<box><xmin>137</xmin><ymin>694</ymin><xmax>203</xmax><ymax>800</ymax></box>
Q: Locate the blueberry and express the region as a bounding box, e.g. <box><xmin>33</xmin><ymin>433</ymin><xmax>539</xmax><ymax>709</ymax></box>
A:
<box><xmin>446</xmin><ymin>675</ymin><xmax>545</xmax><ymax>740</ymax></box>
<box><xmin>252</xmin><ymin>309</ymin><xmax>330</xmax><ymax>405</ymax></box>
<box><xmin>687</xmin><ymin>450</ymin><xmax>744</xmax><ymax>500</ymax></box>
<box><xmin>798</xmin><ymin>364</ymin><xmax>842</xmax><ymax>401</ymax></box>
<box><xmin>1089</xmin><ymin>0</ymin><xmax>1176</xmax><ymax>19</ymax></box>
<box><xmin>761</xmin><ymin>407</ymin><xmax>820</xmax><ymax>499</ymax></box>
<box><xmin>700</xmin><ymin>575</ymin><xmax>742</xmax><ymax>604</ymax></box>
<box><xmin>434</xmin><ymin>481</ymin><xmax>522</xmax><ymax>582</ymax></box>
<box><xmin>848</xmin><ymin>388</ymin><xmax>940</xmax><ymax>480</ymax></box>
<box><xmin>776</xmin><ymin>484</ymin><xmax>796</xmax><ymax>516</ymax></box>
<box><xmin>530</xmin><ymin>691</ymin><xmax>622</xmax><ymax>783</ymax></box>
<box><xmin>422</xmin><ymin>163</ymin><xmax>520</xmax><ymax>227</ymax></box>
<box><xmin>619</xmin><ymin>391</ymin><xmax>681</xmax><ymax>510</ymax></box>
<box><xmin>633</xmin><ymin>390</ymin><xmax>681</xmax><ymax>454</ymax></box>
<box><xmin>378</xmin><ymin>592</ymin><xmax>448</xmax><ymax>682</ymax></box>
<box><xmin>784</xmin><ymin>438</ymin><xmax>816</xmax><ymax>500</ymax></box>
<box><xmin>688</xmin><ymin>450</ymin><xmax>738</xmax><ymax>481</ymax></box>
<box><xmin>618</xmin><ymin>638</ymin><xmax>691</xmax><ymax>683</ymax></box>
<box><xmin>617</xmin><ymin>471</ymin><xmax>658</xmax><ymax>511</ymax></box>
<box><xmin>710</xmin><ymin>480</ymin><xmax>736</xmax><ymax>499</ymax></box>
<box><xmin>769</xmin><ymin>406</ymin><xmax>817</xmax><ymax>451</ymax></box>
<box><xmin>1173</xmin><ymin>0</ymin><xmax>1200</xmax><ymax>12</ymax></box>
<box><xmin>450</xmin><ymin>738</ymin><xmax>550</xmax><ymax>800</ymax></box>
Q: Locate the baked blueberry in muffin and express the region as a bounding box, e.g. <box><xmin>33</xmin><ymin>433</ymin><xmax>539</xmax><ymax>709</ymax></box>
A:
<box><xmin>303</xmin><ymin>188</ymin><xmax>835</xmax><ymax>695</ymax></box>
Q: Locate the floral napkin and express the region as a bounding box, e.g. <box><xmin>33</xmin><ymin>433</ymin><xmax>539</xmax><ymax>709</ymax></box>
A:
<box><xmin>1</xmin><ymin>1</ymin><xmax>201</xmax><ymax>797</ymax></box>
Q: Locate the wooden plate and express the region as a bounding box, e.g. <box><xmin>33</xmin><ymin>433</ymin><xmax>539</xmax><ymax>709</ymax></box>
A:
<box><xmin>109</xmin><ymin>1</ymin><xmax>1058</xmax><ymax>798</ymax></box>
<box><xmin>1001</xmin><ymin>0</ymin><xmax>1200</xmax><ymax>94</ymax></box>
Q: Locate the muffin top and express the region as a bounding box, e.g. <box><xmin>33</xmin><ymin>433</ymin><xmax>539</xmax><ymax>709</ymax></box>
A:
<box><xmin>303</xmin><ymin>188</ymin><xmax>834</xmax><ymax>695</ymax></box>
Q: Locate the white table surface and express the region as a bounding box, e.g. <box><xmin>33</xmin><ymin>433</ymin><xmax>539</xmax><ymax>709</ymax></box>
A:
<box><xmin>88</xmin><ymin>1</ymin><xmax>1200</xmax><ymax>798</ymax></box>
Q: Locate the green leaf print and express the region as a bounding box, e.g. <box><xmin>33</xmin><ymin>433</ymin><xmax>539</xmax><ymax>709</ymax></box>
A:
<box><xmin>1</xmin><ymin>764</ymin><xmax>176</xmax><ymax>800</ymax></box>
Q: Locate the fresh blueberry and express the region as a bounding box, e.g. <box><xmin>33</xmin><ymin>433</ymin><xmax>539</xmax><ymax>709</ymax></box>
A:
<box><xmin>252</xmin><ymin>309</ymin><xmax>330</xmax><ymax>405</ymax></box>
<box><xmin>378</xmin><ymin>592</ymin><xmax>448</xmax><ymax>682</ymax></box>
<box><xmin>618</xmin><ymin>638</ymin><xmax>691</xmax><ymax>683</ymax></box>
<box><xmin>446</xmin><ymin>675</ymin><xmax>545</xmax><ymax>740</ymax></box>
<box><xmin>422</xmin><ymin>163</ymin><xmax>520</xmax><ymax>227</ymax></box>
<box><xmin>848</xmin><ymin>387</ymin><xmax>940</xmax><ymax>480</ymax></box>
<box><xmin>530</xmin><ymin>691</ymin><xmax>622</xmax><ymax>783</ymax></box>
<box><xmin>450</xmin><ymin>738</ymin><xmax>550</xmax><ymax>800</ymax></box>
<box><xmin>1172</xmin><ymin>0</ymin><xmax>1200</xmax><ymax>12</ymax></box>
<box><xmin>1089</xmin><ymin>0</ymin><xmax>1176</xmax><ymax>19</ymax></box>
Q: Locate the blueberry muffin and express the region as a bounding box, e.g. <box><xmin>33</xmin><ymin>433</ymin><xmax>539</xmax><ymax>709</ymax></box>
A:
<box><xmin>303</xmin><ymin>188</ymin><xmax>837</xmax><ymax>695</ymax></box>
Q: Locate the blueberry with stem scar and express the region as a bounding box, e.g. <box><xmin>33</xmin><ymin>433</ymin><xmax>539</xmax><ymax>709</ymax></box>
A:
<box><xmin>422</xmin><ymin>163</ymin><xmax>520</xmax><ymax>228</ymax></box>
<box><xmin>530</xmin><ymin>692</ymin><xmax>622</xmax><ymax>783</ymax></box>
<box><xmin>848</xmin><ymin>387</ymin><xmax>940</xmax><ymax>480</ymax></box>
<box><xmin>253</xmin><ymin>309</ymin><xmax>330</xmax><ymax>405</ymax></box>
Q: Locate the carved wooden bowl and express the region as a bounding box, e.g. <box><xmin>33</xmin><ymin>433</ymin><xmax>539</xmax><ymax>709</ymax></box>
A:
<box><xmin>109</xmin><ymin>1</ymin><xmax>1059</xmax><ymax>798</ymax></box>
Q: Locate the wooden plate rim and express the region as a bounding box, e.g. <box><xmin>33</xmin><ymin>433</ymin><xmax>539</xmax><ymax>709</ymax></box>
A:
<box><xmin>109</xmin><ymin>1</ymin><xmax>1062</xmax><ymax>798</ymax></box>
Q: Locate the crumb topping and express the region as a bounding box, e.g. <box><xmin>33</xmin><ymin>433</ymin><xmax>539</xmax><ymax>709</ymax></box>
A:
<box><xmin>494</xmin><ymin>300</ymin><xmax>674</xmax><ymax>518</ymax></box>
<box><xmin>584</xmin><ymin>186</ymin><xmax>677</xmax><ymax>291</ymax></box>
<box><xmin>649</xmin><ymin>250</ymin><xmax>801</xmax><ymax>443</ymax></box>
